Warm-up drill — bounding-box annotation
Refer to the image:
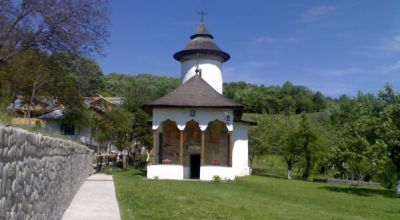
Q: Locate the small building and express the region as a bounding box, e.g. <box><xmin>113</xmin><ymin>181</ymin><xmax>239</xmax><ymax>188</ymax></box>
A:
<box><xmin>39</xmin><ymin>94</ymin><xmax>124</xmax><ymax>152</ymax></box>
<box><xmin>8</xmin><ymin>94</ymin><xmax>123</xmax><ymax>152</ymax></box>
<box><xmin>144</xmin><ymin>20</ymin><xmax>255</xmax><ymax>181</ymax></box>
<box><xmin>8</xmin><ymin>96</ymin><xmax>59</xmax><ymax>127</ymax></box>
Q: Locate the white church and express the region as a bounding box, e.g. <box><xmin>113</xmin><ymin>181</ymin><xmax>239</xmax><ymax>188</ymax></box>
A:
<box><xmin>144</xmin><ymin>19</ymin><xmax>256</xmax><ymax>180</ymax></box>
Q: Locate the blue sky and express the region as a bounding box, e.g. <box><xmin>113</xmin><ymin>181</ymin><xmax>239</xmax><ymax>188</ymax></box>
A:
<box><xmin>97</xmin><ymin>0</ymin><xmax>400</xmax><ymax>98</ymax></box>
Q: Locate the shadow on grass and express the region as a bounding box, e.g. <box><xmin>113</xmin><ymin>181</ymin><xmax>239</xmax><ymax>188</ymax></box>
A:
<box><xmin>251</xmin><ymin>168</ymin><xmax>286</xmax><ymax>179</ymax></box>
<box><xmin>251</xmin><ymin>168</ymin><xmax>300</xmax><ymax>180</ymax></box>
<box><xmin>130</xmin><ymin>169</ymin><xmax>146</xmax><ymax>177</ymax></box>
<box><xmin>252</xmin><ymin>172</ymin><xmax>287</xmax><ymax>180</ymax></box>
<box><xmin>320</xmin><ymin>186</ymin><xmax>398</xmax><ymax>198</ymax></box>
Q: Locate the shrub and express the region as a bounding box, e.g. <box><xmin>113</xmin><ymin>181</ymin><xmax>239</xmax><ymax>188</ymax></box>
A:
<box><xmin>212</xmin><ymin>175</ymin><xmax>221</xmax><ymax>182</ymax></box>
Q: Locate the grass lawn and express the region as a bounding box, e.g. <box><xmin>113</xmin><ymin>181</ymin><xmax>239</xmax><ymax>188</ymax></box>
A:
<box><xmin>111</xmin><ymin>168</ymin><xmax>400</xmax><ymax>220</ymax></box>
<box><xmin>252</xmin><ymin>154</ymin><xmax>338</xmax><ymax>179</ymax></box>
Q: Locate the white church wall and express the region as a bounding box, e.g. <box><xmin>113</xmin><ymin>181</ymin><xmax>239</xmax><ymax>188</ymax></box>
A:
<box><xmin>152</xmin><ymin>108</ymin><xmax>233</xmax><ymax>131</ymax></box>
<box><xmin>200</xmin><ymin>166</ymin><xmax>235</xmax><ymax>181</ymax></box>
<box><xmin>232</xmin><ymin>122</ymin><xmax>250</xmax><ymax>176</ymax></box>
<box><xmin>181</xmin><ymin>59</ymin><xmax>223</xmax><ymax>94</ymax></box>
<box><xmin>147</xmin><ymin>165</ymin><xmax>184</xmax><ymax>180</ymax></box>
<box><xmin>183</xmin><ymin>167</ymin><xmax>190</xmax><ymax>179</ymax></box>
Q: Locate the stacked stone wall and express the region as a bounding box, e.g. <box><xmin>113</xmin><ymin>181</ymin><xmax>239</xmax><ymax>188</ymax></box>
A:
<box><xmin>0</xmin><ymin>126</ymin><xmax>93</xmax><ymax>220</ymax></box>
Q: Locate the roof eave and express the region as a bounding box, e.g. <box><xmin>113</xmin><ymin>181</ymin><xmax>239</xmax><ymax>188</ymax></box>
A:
<box><xmin>234</xmin><ymin>118</ymin><xmax>257</xmax><ymax>126</ymax></box>
<box><xmin>173</xmin><ymin>49</ymin><xmax>230</xmax><ymax>62</ymax></box>
<box><xmin>142</xmin><ymin>104</ymin><xmax>243</xmax><ymax>115</ymax></box>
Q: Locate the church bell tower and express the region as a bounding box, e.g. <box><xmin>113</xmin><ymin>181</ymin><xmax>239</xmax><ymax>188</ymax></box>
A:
<box><xmin>173</xmin><ymin>15</ymin><xmax>230</xmax><ymax>94</ymax></box>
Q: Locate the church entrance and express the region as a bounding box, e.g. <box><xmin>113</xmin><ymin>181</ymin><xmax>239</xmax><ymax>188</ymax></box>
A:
<box><xmin>190</xmin><ymin>154</ymin><xmax>200</xmax><ymax>179</ymax></box>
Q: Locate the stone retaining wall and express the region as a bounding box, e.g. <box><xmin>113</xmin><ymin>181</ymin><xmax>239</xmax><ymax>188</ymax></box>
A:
<box><xmin>0</xmin><ymin>126</ymin><xmax>93</xmax><ymax>220</ymax></box>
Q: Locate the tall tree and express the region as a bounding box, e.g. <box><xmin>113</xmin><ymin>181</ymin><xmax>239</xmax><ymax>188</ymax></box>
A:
<box><xmin>95</xmin><ymin>107</ymin><xmax>134</xmax><ymax>151</ymax></box>
<box><xmin>1</xmin><ymin>50</ymin><xmax>57</xmax><ymax>124</ymax></box>
<box><xmin>248</xmin><ymin>115</ymin><xmax>270</xmax><ymax>171</ymax></box>
<box><xmin>0</xmin><ymin>0</ymin><xmax>110</xmax><ymax>63</ymax></box>
<box><xmin>249</xmin><ymin>114</ymin><xmax>301</xmax><ymax>179</ymax></box>
<box><xmin>275</xmin><ymin>114</ymin><xmax>302</xmax><ymax>180</ymax></box>
<box><xmin>288</xmin><ymin>113</ymin><xmax>319</xmax><ymax>179</ymax></box>
<box><xmin>54</xmin><ymin>55</ymin><xmax>105</xmax><ymax>96</ymax></box>
<box><xmin>378</xmin><ymin>85</ymin><xmax>400</xmax><ymax>194</ymax></box>
<box><xmin>101</xmin><ymin>73</ymin><xmax>179</xmax><ymax>149</ymax></box>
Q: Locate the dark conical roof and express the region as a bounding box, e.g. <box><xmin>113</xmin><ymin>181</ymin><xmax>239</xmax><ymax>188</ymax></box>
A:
<box><xmin>190</xmin><ymin>22</ymin><xmax>213</xmax><ymax>39</ymax></box>
<box><xmin>173</xmin><ymin>21</ymin><xmax>230</xmax><ymax>62</ymax></box>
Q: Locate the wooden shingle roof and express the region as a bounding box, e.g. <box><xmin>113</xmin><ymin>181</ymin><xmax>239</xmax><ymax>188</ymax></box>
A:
<box><xmin>144</xmin><ymin>75</ymin><xmax>243</xmax><ymax>112</ymax></box>
<box><xmin>173</xmin><ymin>21</ymin><xmax>230</xmax><ymax>62</ymax></box>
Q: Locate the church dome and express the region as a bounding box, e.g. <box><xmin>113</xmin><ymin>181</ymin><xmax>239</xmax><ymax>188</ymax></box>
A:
<box><xmin>173</xmin><ymin>21</ymin><xmax>230</xmax><ymax>62</ymax></box>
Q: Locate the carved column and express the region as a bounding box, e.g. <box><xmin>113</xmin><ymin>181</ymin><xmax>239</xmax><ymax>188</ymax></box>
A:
<box><xmin>228</xmin><ymin>131</ymin><xmax>232</xmax><ymax>167</ymax></box>
<box><xmin>152</xmin><ymin>129</ymin><xmax>157</xmax><ymax>165</ymax></box>
<box><xmin>201</xmin><ymin>130</ymin><xmax>205</xmax><ymax>166</ymax></box>
<box><xmin>179</xmin><ymin>130</ymin><xmax>184</xmax><ymax>165</ymax></box>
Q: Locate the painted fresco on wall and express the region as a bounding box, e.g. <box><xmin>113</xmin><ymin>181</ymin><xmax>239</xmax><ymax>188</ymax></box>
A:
<box><xmin>161</xmin><ymin>120</ymin><xmax>180</xmax><ymax>163</ymax></box>
<box><xmin>205</xmin><ymin>120</ymin><xmax>228</xmax><ymax>166</ymax></box>
<box><xmin>164</xmin><ymin>121</ymin><xmax>179</xmax><ymax>146</ymax></box>
<box><xmin>185</xmin><ymin>120</ymin><xmax>201</xmax><ymax>146</ymax></box>
<box><xmin>208</xmin><ymin>121</ymin><xmax>224</xmax><ymax>144</ymax></box>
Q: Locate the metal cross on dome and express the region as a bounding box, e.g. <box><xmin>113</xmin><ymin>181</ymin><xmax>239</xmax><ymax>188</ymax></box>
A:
<box><xmin>198</xmin><ymin>10</ymin><xmax>208</xmax><ymax>22</ymax></box>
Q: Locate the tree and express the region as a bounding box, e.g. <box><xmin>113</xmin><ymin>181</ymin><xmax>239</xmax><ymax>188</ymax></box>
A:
<box><xmin>312</xmin><ymin>91</ymin><xmax>327</xmax><ymax>112</ymax></box>
<box><xmin>248</xmin><ymin>116</ymin><xmax>270</xmax><ymax>171</ymax></box>
<box><xmin>0</xmin><ymin>50</ymin><xmax>98</xmax><ymax>126</ymax></box>
<box><xmin>101</xmin><ymin>73</ymin><xmax>180</xmax><ymax>150</ymax></box>
<box><xmin>330</xmin><ymin>87</ymin><xmax>399</xmax><ymax>193</ymax></box>
<box><xmin>223</xmin><ymin>81</ymin><xmax>329</xmax><ymax>114</ymax></box>
<box><xmin>280</xmin><ymin>95</ymin><xmax>296</xmax><ymax>114</ymax></box>
<box><xmin>279</xmin><ymin>115</ymin><xmax>302</xmax><ymax>180</ymax></box>
<box><xmin>288</xmin><ymin>113</ymin><xmax>319</xmax><ymax>179</ymax></box>
<box><xmin>0</xmin><ymin>0</ymin><xmax>110</xmax><ymax>63</ymax></box>
<box><xmin>0</xmin><ymin>100</ymin><xmax>10</xmax><ymax>124</ymax></box>
<box><xmin>95</xmin><ymin>107</ymin><xmax>134</xmax><ymax>151</ymax></box>
<box><xmin>378</xmin><ymin>85</ymin><xmax>400</xmax><ymax>194</ymax></box>
<box><xmin>54</xmin><ymin>55</ymin><xmax>105</xmax><ymax>96</ymax></box>
<box><xmin>379</xmin><ymin>84</ymin><xmax>399</xmax><ymax>104</ymax></box>
<box><xmin>249</xmin><ymin>114</ymin><xmax>302</xmax><ymax>179</ymax></box>
<box><xmin>1</xmin><ymin>50</ymin><xmax>57</xmax><ymax>125</ymax></box>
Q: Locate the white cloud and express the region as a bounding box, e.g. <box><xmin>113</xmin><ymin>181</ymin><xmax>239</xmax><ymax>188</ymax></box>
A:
<box><xmin>244</xmin><ymin>60</ymin><xmax>277</xmax><ymax>68</ymax></box>
<box><xmin>336</xmin><ymin>33</ymin><xmax>351</xmax><ymax>38</ymax></box>
<box><xmin>223</xmin><ymin>66</ymin><xmax>261</xmax><ymax>83</ymax></box>
<box><xmin>251</xmin><ymin>36</ymin><xmax>275</xmax><ymax>46</ymax></box>
<box><xmin>380</xmin><ymin>60</ymin><xmax>400</xmax><ymax>73</ymax></box>
<box><xmin>301</xmin><ymin>5</ymin><xmax>336</xmax><ymax>23</ymax></box>
<box><xmin>296</xmin><ymin>81</ymin><xmax>354</xmax><ymax>98</ymax></box>
<box><xmin>357</xmin><ymin>35</ymin><xmax>400</xmax><ymax>58</ymax></box>
<box><xmin>288</xmin><ymin>36</ymin><xmax>299</xmax><ymax>42</ymax></box>
<box><xmin>307</xmin><ymin>67</ymin><xmax>363</xmax><ymax>76</ymax></box>
<box><xmin>379</xmin><ymin>35</ymin><xmax>400</xmax><ymax>53</ymax></box>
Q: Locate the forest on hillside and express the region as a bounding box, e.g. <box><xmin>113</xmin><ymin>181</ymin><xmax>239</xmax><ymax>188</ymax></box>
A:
<box><xmin>0</xmin><ymin>53</ymin><xmax>399</xmax><ymax>192</ymax></box>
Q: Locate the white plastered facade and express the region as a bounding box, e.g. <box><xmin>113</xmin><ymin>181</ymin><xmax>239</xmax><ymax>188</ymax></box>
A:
<box><xmin>147</xmin><ymin>108</ymin><xmax>250</xmax><ymax>181</ymax></box>
<box><xmin>181</xmin><ymin>58</ymin><xmax>223</xmax><ymax>94</ymax></box>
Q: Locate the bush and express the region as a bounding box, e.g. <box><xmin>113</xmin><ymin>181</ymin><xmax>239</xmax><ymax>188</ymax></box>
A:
<box><xmin>0</xmin><ymin>106</ymin><xmax>10</xmax><ymax>124</ymax></box>
<box><xmin>377</xmin><ymin>161</ymin><xmax>397</xmax><ymax>189</ymax></box>
<box><xmin>213</xmin><ymin>175</ymin><xmax>221</xmax><ymax>182</ymax></box>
